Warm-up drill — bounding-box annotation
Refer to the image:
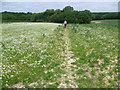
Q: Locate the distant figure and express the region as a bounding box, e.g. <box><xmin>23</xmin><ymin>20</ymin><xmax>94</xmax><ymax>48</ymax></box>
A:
<box><xmin>64</xmin><ymin>20</ymin><xmax>67</xmax><ymax>28</ymax></box>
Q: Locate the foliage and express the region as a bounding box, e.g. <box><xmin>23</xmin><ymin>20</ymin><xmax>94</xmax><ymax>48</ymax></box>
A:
<box><xmin>2</xmin><ymin>11</ymin><xmax>32</xmax><ymax>22</ymax></box>
<box><xmin>1</xmin><ymin>6</ymin><xmax>92</xmax><ymax>24</ymax></box>
<box><xmin>30</xmin><ymin>6</ymin><xmax>92</xmax><ymax>24</ymax></box>
<box><xmin>2</xmin><ymin>6</ymin><xmax>119</xmax><ymax>23</ymax></box>
<box><xmin>63</xmin><ymin>6</ymin><xmax>74</xmax><ymax>11</ymax></box>
<box><xmin>92</xmin><ymin>12</ymin><xmax>119</xmax><ymax>20</ymax></box>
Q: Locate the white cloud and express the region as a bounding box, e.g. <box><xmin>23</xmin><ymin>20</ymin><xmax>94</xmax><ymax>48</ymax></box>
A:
<box><xmin>1</xmin><ymin>0</ymin><xmax>120</xmax><ymax>2</ymax></box>
<box><xmin>2</xmin><ymin>2</ymin><xmax>118</xmax><ymax>13</ymax></box>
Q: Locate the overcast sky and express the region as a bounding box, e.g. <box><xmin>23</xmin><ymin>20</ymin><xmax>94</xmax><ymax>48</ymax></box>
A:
<box><xmin>1</xmin><ymin>0</ymin><xmax>120</xmax><ymax>2</ymax></box>
<box><xmin>1</xmin><ymin>0</ymin><xmax>119</xmax><ymax>13</ymax></box>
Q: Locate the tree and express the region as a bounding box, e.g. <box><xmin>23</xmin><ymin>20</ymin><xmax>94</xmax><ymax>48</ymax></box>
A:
<box><xmin>63</xmin><ymin>6</ymin><xmax>74</xmax><ymax>12</ymax></box>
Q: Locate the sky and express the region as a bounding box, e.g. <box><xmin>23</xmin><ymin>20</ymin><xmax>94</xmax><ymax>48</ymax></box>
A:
<box><xmin>1</xmin><ymin>0</ymin><xmax>120</xmax><ymax>2</ymax></box>
<box><xmin>1</xmin><ymin>0</ymin><xmax>119</xmax><ymax>13</ymax></box>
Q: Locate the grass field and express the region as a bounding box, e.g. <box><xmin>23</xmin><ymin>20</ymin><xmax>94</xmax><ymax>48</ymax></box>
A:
<box><xmin>1</xmin><ymin>20</ymin><xmax>118</xmax><ymax>88</ymax></box>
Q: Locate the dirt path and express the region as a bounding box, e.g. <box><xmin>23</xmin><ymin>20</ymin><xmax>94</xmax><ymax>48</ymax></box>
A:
<box><xmin>58</xmin><ymin>29</ymin><xmax>79</xmax><ymax>88</ymax></box>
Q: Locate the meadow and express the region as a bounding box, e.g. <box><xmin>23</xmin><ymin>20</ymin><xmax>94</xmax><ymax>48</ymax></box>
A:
<box><xmin>1</xmin><ymin>20</ymin><xmax>118</xmax><ymax>88</ymax></box>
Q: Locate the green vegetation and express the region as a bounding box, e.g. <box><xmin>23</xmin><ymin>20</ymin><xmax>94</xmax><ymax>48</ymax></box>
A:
<box><xmin>2</xmin><ymin>12</ymin><xmax>32</xmax><ymax>22</ymax></box>
<box><xmin>2</xmin><ymin>20</ymin><xmax>118</xmax><ymax>88</ymax></box>
<box><xmin>92</xmin><ymin>12</ymin><xmax>119</xmax><ymax>20</ymax></box>
<box><xmin>69</xmin><ymin>20</ymin><xmax>118</xmax><ymax>88</ymax></box>
<box><xmin>2</xmin><ymin>23</ymin><xmax>65</xmax><ymax>88</ymax></box>
<box><xmin>2</xmin><ymin>7</ymin><xmax>119</xmax><ymax>23</ymax></box>
<box><xmin>2</xmin><ymin>6</ymin><xmax>119</xmax><ymax>24</ymax></box>
<box><xmin>2</xmin><ymin>6</ymin><xmax>92</xmax><ymax>24</ymax></box>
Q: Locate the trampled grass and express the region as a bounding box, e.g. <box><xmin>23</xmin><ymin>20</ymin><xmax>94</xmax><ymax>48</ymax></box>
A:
<box><xmin>2</xmin><ymin>20</ymin><xmax>119</xmax><ymax>88</ymax></box>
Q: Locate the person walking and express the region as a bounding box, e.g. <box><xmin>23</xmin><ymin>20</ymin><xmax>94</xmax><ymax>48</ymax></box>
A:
<box><xmin>64</xmin><ymin>20</ymin><xmax>67</xmax><ymax>28</ymax></box>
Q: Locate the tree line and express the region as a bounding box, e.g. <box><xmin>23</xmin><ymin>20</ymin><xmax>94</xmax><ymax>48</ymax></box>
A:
<box><xmin>1</xmin><ymin>6</ymin><xmax>119</xmax><ymax>23</ymax></box>
<box><xmin>1</xmin><ymin>11</ymin><xmax>32</xmax><ymax>22</ymax></box>
<box><xmin>92</xmin><ymin>12</ymin><xmax>119</xmax><ymax>20</ymax></box>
